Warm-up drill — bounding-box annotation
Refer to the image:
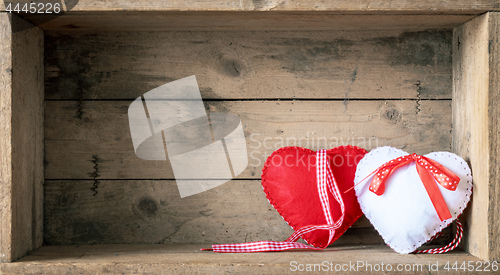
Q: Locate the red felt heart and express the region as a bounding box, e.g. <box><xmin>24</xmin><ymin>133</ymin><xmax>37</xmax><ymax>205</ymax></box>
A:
<box><xmin>261</xmin><ymin>145</ymin><xmax>367</xmax><ymax>247</ymax></box>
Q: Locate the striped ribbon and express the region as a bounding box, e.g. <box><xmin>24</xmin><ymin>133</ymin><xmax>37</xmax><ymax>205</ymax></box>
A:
<box><xmin>414</xmin><ymin>220</ymin><xmax>463</xmax><ymax>254</ymax></box>
<box><xmin>202</xmin><ymin>150</ymin><xmax>344</xmax><ymax>252</ymax></box>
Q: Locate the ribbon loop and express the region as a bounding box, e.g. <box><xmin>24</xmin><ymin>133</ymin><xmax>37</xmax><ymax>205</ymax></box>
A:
<box><xmin>414</xmin><ymin>220</ymin><xmax>464</xmax><ymax>254</ymax></box>
<box><xmin>368</xmin><ymin>153</ymin><xmax>460</xmax><ymax>221</ymax></box>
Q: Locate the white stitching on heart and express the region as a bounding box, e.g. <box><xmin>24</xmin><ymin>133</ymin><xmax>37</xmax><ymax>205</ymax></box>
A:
<box><xmin>262</xmin><ymin>146</ymin><xmax>365</xmax><ymax>247</ymax></box>
<box><xmin>354</xmin><ymin>147</ymin><xmax>472</xmax><ymax>254</ymax></box>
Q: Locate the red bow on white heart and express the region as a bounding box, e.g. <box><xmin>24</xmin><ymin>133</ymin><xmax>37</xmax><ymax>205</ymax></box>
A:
<box><xmin>368</xmin><ymin>153</ymin><xmax>461</xmax><ymax>221</ymax></box>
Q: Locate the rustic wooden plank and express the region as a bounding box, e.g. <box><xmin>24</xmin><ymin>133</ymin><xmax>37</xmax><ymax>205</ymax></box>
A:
<box><xmin>0</xmin><ymin>244</ymin><xmax>479</xmax><ymax>275</ymax></box>
<box><xmin>43</xmin><ymin>180</ymin><xmax>382</xmax><ymax>245</ymax></box>
<box><xmin>0</xmin><ymin>13</ymin><xmax>44</xmax><ymax>263</ymax></box>
<box><xmin>0</xmin><ymin>12</ymin><xmax>13</xmax><ymax>264</ymax></box>
<box><xmin>11</xmin><ymin>13</ymin><xmax>45</xmax><ymax>263</ymax></box>
<box><xmin>23</xmin><ymin>13</ymin><xmax>475</xmax><ymax>32</ymax></box>
<box><xmin>44</xmin><ymin>30</ymin><xmax>452</xmax><ymax>100</ymax></box>
<box><xmin>2</xmin><ymin>0</ymin><xmax>500</xmax><ymax>13</ymax></box>
<box><xmin>452</xmin><ymin>12</ymin><xmax>500</xmax><ymax>261</ymax></box>
<box><xmin>487</xmin><ymin>12</ymin><xmax>500</xmax><ymax>264</ymax></box>
<box><xmin>44</xmin><ymin>100</ymin><xmax>452</xmax><ymax>180</ymax></box>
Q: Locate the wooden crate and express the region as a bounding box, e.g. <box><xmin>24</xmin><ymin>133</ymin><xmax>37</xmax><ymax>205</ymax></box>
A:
<box><xmin>1</xmin><ymin>1</ymin><xmax>499</xmax><ymax>274</ymax></box>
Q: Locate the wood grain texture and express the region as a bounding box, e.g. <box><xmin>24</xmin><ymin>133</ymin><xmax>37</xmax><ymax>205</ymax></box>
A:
<box><xmin>44</xmin><ymin>30</ymin><xmax>452</xmax><ymax>100</ymax></box>
<box><xmin>11</xmin><ymin>13</ymin><xmax>44</xmax><ymax>263</ymax></box>
<box><xmin>44</xmin><ymin>100</ymin><xmax>452</xmax><ymax>180</ymax></box>
<box><xmin>0</xmin><ymin>13</ymin><xmax>44</xmax><ymax>263</ymax></box>
<box><xmin>24</xmin><ymin>13</ymin><xmax>476</xmax><ymax>32</ymax></box>
<box><xmin>452</xmin><ymin>13</ymin><xmax>489</xmax><ymax>261</ymax></box>
<box><xmin>2</xmin><ymin>0</ymin><xmax>500</xmax><ymax>13</ymax></box>
<box><xmin>0</xmin><ymin>244</ymin><xmax>479</xmax><ymax>275</ymax></box>
<box><xmin>452</xmin><ymin>12</ymin><xmax>500</xmax><ymax>261</ymax></box>
<box><xmin>43</xmin><ymin>179</ymin><xmax>383</xmax><ymax>245</ymax></box>
<box><xmin>0</xmin><ymin>12</ymin><xmax>13</xmax><ymax>264</ymax></box>
<box><xmin>487</xmin><ymin>12</ymin><xmax>500</xmax><ymax>263</ymax></box>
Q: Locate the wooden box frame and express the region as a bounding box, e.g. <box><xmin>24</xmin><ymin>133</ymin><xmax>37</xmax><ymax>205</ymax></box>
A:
<box><xmin>0</xmin><ymin>1</ymin><xmax>499</xmax><ymax>274</ymax></box>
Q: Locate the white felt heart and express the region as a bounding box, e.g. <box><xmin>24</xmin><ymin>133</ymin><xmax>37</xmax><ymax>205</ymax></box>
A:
<box><xmin>354</xmin><ymin>146</ymin><xmax>472</xmax><ymax>254</ymax></box>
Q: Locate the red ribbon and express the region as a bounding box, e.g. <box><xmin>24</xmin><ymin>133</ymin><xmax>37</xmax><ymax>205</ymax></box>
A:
<box><xmin>369</xmin><ymin>153</ymin><xmax>460</xmax><ymax>221</ymax></box>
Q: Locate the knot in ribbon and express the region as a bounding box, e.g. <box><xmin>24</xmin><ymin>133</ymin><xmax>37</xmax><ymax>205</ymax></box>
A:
<box><xmin>369</xmin><ymin>153</ymin><xmax>460</xmax><ymax>221</ymax></box>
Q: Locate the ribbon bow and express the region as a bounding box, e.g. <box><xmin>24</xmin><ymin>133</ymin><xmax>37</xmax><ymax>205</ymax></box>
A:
<box><xmin>369</xmin><ymin>153</ymin><xmax>460</xmax><ymax>221</ymax></box>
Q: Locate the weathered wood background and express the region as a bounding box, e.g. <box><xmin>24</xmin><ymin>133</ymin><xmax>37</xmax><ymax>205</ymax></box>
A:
<box><xmin>452</xmin><ymin>12</ymin><xmax>500</xmax><ymax>261</ymax></box>
<box><xmin>1</xmin><ymin>13</ymin><xmax>44</xmax><ymax>262</ymax></box>
<box><xmin>3</xmin><ymin>0</ymin><xmax>500</xmax><ymax>13</ymax></box>
<box><xmin>44</xmin><ymin>29</ymin><xmax>453</xmax><ymax>245</ymax></box>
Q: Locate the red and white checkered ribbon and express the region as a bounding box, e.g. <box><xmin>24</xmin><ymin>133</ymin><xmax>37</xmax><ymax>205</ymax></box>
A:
<box><xmin>202</xmin><ymin>150</ymin><xmax>344</xmax><ymax>252</ymax></box>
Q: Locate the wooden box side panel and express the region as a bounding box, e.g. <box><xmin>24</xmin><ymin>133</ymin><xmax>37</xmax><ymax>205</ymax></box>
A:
<box><xmin>2</xmin><ymin>0</ymin><xmax>500</xmax><ymax>13</ymax></box>
<box><xmin>21</xmin><ymin>13</ymin><xmax>477</xmax><ymax>32</ymax></box>
<box><xmin>452</xmin><ymin>12</ymin><xmax>500</xmax><ymax>261</ymax></box>
<box><xmin>0</xmin><ymin>13</ymin><xmax>44</xmax><ymax>263</ymax></box>
<box><xmin>487</xmin><ymin>12</ymin><xmax>500</xmax><ymax>262</ymax></box>
<box><xmin>0</xmin><ymin>12</ymin><xmax>14</xmax><ymax>264</ymax></box>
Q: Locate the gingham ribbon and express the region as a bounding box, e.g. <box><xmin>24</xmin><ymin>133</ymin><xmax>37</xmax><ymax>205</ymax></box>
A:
<box><xmin>202</xmin><ymin>150</ymin><xmax>344</xmax><ymax>252</ymax></box>
<box><xmin>369</xmin><ymin>153</ymin><xmax>460</xmax><ymax>221</ymax></box>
